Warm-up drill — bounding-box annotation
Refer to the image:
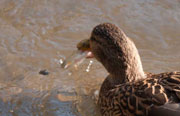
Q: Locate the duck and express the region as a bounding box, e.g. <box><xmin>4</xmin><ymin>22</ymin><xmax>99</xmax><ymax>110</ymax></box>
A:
<box><xmin>76</xmin><ymin>23</ymin><xmax>180</xmax><ymax>116</ymax></box>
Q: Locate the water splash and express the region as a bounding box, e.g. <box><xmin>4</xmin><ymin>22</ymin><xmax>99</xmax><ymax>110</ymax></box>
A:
<box><xmin>59</xmin><ymin>50</ymin><xmax>87</xmax><ymax>69</ymax></box>
<box><xmin>86</xmin><ymin>60</ymin><xmax>93</xmax><ymax>72</ymax></box>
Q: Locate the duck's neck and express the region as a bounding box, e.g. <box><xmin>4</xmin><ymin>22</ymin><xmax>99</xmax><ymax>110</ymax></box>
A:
<box><xmin>110</xmin><ymin>59</ymin><xmax>146</xmax><ymax>84</ymax></box>
<box><xmin>104</xmin><ymin>37</ymin><xmax>146</xmax><ymax>84</ymax></box>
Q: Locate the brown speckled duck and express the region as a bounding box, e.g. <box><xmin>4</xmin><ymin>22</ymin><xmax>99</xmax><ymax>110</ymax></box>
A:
<box><xmin>77</xmin><ymin>23</ymin><xmax>180</xmax><ymax>116</ymax></box>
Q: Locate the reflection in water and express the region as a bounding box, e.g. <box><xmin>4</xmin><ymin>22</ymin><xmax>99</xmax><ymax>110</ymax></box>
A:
<box><xmin>0</xmin><ymin>0</ymin><xmax>179</xmax><ymax>116</ymax></box>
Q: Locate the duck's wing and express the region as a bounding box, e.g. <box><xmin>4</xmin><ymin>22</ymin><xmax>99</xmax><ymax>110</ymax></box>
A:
<box><xmin>149</xmin><ymin>103</ymin><xmax>180</xmax><ymax>116</ymax></box>
<box><xmin>148</xmin><ymin>71</ymin><xmax>180</xmax><ymax>116</ymax></box>
<box><xmin>105</xmin><ymin>71</ymin><xmax>180</xmax><ymax>116</ymax></box>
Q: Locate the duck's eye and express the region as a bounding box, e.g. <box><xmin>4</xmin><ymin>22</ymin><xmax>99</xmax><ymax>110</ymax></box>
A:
<box><xmin>91</xmin><ymin>37</ymin><xmax>96</xmax><ymax>41</ymax></box>
<box><xmin>91</xmin><ymin>37</ymin><xmax>102</xmax><ymax>45</ymax></box>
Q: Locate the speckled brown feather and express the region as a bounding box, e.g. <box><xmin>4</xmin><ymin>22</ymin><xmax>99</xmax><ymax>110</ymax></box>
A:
<box><xmin>98</xmin><ymin>71</ymin><xmax>180</xmax><ymax>116</ymax></box>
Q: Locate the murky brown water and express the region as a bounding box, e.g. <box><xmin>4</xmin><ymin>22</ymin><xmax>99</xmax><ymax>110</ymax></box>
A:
<box><xmin>0</xmin><ymin>0</ymin><xmax>179</xmax><ymax>116</ymax></box>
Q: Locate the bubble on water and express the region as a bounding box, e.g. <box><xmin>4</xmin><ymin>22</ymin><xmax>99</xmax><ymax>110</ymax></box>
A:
<box><xmin>94</xmin><ymin>90</ymin><xmax>99</xmax><ymax>96</ymax></box>
<box><xmin>9</xmin><ymin>110</ymin><xmax>14</xmax><ymax>113</ymax></box>
<box><xmin>59</xmin><ymin>59</ymin><xmax>64</xmax><ymax>64</ymax></box>
<box><xmin>59</xmin><ymin>59</ymin><xmax>69</xmax><ymax>69</ymax></box>
<box><xmin>68</xmin><ymin>72</ymin><xmax>72</xmax><ymax>76</ymax></box>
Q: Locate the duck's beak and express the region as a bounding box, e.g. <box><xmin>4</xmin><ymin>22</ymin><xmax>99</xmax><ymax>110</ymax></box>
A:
<box><xmin>77</xmin><ymin>39</ymin><xmax>94</xmax><ymax>58</ymax></box>
<box><xmin>60</xmin><ymin>39</ymin><xmax>93</xmax><ymax>69</ymax></box>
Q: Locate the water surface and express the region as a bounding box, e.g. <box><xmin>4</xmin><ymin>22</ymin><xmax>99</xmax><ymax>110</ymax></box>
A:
<box><xmin>0</xmin><ymin>0</ymin><xmax>179</xmax><ymax>116</ymax></box>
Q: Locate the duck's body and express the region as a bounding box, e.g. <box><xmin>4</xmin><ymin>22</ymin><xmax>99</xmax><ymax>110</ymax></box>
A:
<box><xmin>77</xmin><ymin>23</ymin><xmax>180</xmax><ymax>116</ymax></box>
<box><xmin>99</xmin><ymin>72</ymin><xmax>180</xmax><ymax>116</ymax></box>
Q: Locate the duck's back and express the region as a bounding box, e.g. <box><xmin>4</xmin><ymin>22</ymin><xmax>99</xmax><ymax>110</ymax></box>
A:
<box><xmin>98</xmin><ymin>71</ymin><xmax>180</xmax><ymax>116</ymax></box>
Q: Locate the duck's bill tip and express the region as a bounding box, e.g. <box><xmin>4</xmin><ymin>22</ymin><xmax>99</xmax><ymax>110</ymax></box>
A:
<box><xmin>86</xmin><ymin>51</ymin><xmax>94</xmax><ymax>58</ymax></box>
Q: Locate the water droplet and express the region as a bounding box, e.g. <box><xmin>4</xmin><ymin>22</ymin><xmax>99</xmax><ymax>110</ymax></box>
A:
<box><xmin>86</xmin><ymin>60</ymin><xmax>93</xmax><ymax>72</ymax></box>
<box><xmin>9</xmin><ymin>110</ymin><xmax>14</xmax><ymax>113</ymax></box>
<box><xmin>68</xmin><ymin>72</ymin><xmax>72</xmax><ymax>76</ymax></box>
<box><xmin>59</xmin><ymin>59</ymin><xmax>64</xmax><ymax>65</ymax></box>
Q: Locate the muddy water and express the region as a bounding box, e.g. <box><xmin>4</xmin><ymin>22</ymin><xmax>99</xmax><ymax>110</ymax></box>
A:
<box><xmin>0</xmin><ymin>0</ymin><xmax>179</xmax><ymax>116</ymax></box>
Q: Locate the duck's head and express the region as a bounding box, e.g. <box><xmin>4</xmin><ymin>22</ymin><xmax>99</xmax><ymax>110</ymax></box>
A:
<box><xmin>77</xmin><ymin>23</ymin><xmax>146</xmax><ymax>83</ymax></box>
